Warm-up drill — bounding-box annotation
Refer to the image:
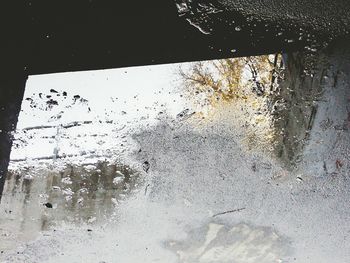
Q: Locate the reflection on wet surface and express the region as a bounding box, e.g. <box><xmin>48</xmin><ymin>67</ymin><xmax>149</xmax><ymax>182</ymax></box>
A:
<box><xmin>179</xmin><ymin>51</ymin><xmax>350</xmax><ymax>171</ymax></box>
<box><xmin>178</xmin><ymin>54</ymin><xmax>305</xmax><ymax>166</ymax></box>
<box><xmin>0</xmin><ymin>162</ymin><xmax>140</xmax><ymax>251</ymax></box>
<box><xmin>167</xmin><ymin>222</ymin><xmax>291</xmax><ymax>263</ymax></box>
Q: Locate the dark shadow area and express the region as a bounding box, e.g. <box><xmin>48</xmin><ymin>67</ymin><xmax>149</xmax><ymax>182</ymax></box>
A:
<box><xmin>0</xmin><ymin>77</ymin><xmax>27</xmax><ymax>200</ymax></box>
<box><xmin>1</xmin><ymin>0</ymin><xmax>343</xmax><ymax>77</ymax></box>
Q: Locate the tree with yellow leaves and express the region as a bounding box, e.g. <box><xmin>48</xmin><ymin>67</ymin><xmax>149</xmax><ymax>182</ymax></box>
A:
<box><xmin>179</xmin><ymin>54</ymin><xmax>283</xmax><ymax>105</ymax></box>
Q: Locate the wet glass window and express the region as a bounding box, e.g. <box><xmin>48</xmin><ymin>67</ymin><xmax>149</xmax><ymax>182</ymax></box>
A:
<box><xmin>1</xmin><ymin>50</ymin><xmax>350</xmax><ymax>263</ymax></box>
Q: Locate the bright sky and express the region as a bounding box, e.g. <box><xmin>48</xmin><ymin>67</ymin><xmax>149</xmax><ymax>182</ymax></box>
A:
<box><xmin>12</xmin><ymin>63</ymin><xmax>191</xmax><ymax>162</ymax></box>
